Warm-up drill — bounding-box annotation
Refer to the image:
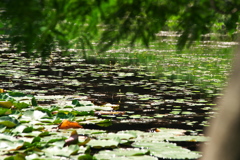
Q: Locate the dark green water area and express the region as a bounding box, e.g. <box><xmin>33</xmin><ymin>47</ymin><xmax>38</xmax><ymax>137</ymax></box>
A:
<box><xmin>0</xmin><ymin>52</ymin><xmax>218</xmax><ymax>134</ymax></box>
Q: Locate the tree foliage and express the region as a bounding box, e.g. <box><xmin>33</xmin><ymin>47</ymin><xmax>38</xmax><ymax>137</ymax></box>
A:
<box><xmin>0</xmin><ymin>0</ymin><xmax>240</xmax><ymax>58</ymax></box>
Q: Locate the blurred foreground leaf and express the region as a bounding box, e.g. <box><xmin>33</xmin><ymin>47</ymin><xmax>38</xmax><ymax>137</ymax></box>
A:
<box><xmin>0</xmin><ymin>116</ymin><xmax>19</xmax><ymax>128</ymax></box>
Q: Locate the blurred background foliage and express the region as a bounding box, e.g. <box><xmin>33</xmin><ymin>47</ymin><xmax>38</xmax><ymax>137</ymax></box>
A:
<box><xmin>0</xmin><ymin>0</ymin><xmax>240</xmax><ymax>59</ymax></box>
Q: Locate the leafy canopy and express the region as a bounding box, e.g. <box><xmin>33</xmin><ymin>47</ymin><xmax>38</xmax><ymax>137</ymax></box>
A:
<box><xmin>0</xmin><ymin>0</ymin><xmax>240</xmax><ymax>58</ymax></box>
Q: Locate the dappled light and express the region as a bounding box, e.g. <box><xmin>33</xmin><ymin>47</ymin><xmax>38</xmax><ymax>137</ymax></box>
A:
<box><xmin>1</xmin><ymin>0</ymin><xmax>240</xmax><ymax>159</ymax></box>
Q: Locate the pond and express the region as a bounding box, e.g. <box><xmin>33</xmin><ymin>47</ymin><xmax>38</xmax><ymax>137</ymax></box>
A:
<box><xmin>0</xmin><ymin>38</ymin><xmax>235</xmax><ymax>159</ymax></box>
<box><xmin>0</xmin><ymin>51</ymin><xmax>217</xmax><ymax>133</ymax></box>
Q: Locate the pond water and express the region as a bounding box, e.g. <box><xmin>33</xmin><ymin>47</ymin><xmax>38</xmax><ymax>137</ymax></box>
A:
<box><xmin>0</xmin><ymin>51</ymin><xmax>219</xmax><ymax>134</ymax></box>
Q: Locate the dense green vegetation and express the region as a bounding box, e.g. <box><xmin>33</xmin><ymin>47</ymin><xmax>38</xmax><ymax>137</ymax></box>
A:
<box><xmin>1</xmin><ymin>0</ymin><xmax>240</xmax><ymax>58</ymax></box>
<box><xmin>0</xmin><ymin>39</ymin><xmax>235</xmax><ymax>159</ymax></box>
<box><xmin>1</xmin><ymin>0</ymin><xmax>240</xmax><ymax>159</ymax></box>
<box><xmin>0</xmin><ymin>91</ymin><xmax>208</xmax><ymax>159</ymax></box>
<box><xmin>87</xmin><ymin>38</ymin><xmax>235</xmax><ymax>89</ymax></box>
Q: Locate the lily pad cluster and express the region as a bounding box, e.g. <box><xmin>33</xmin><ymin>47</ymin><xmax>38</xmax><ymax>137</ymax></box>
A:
<box><xmin>0</xmin><ymin>40</ymin><xmax>232</xmax><ymax>159</ymax></box>
<box><xmin>0</xmin><ymin>91</ymin><xmax>206</xmax><ymax>159</ymax></box>
<box><xmin>0</xmin><ymin>52</ymin><xmax>220</xmax><ymax>134</ymax></box>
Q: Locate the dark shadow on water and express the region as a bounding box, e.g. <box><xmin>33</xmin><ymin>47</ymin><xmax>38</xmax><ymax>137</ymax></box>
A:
<box><xmin>0</xmin><ymin>53</ymin><xmax>217</xmax><ymax>134</ymax></box>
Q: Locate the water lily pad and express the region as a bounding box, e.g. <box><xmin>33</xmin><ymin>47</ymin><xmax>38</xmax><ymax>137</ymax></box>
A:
<box><xmin>19</xmin><ymin>131</ymin><xmax>47</xmax><ymax>137</ymax></box>
<box><xmin>43</xmin><ymin>145</ymin><xmax>81</xmax><ymax>157</ymax></box>
<box><xmin>20</xmin><ymin>110</ymin><xmax>48</xmax><ymax>121</ymax></box>
<box><xmin>77</xmin><ymin>129</ymin><xmax>106</xmax><ymax>135</ymax></box>
<box><xmin>11</xmin><ymin>125</ymin><xmax>33</xmax><ymax>133</ymax></box>
<box><xmin>0</xmin><ymin>116</ymin><xmax>19</xmax><ymax>128</ymax></box>
<box><xmin>87</xmin><ymin>139</ymin><xmax>119</xmax><ymax>149</ymax></box>
<box><xmin>13</xmin><ymin>101</ymin><xmax>29</xmax><ymax>109</ymax></box>
<box><xmin>132</xmin><ymin>141</ymin><xmax>201</xmax><ymax>159</ymax></box>
<box><xmin>0</xmin><ymin>138</ymin><xmax>24</xmax><ymax>150</ymax></box>
<box><xmin>8</xmin><ymin>92</ymin><xmax>26</xmax><ymax>97</ymax></box>
<box><xmin>168</xmin><ymin>135</ymin><xmax>209</xmax><ymax>142</ymax></box>
<box><xmin>79</xmin><ymin>118</ymin><xmax>112</xmax><ymax>127</ymax></box>
<box><xmin>4</xmin><ymin>153</ymin><xmax>26</xmax><ymax>160</ymax></box>
<box><xmin>74</xmin><ymin>106</ymin><xmax>113</xmax><ymax>112</ymax></box>
<box><xmin>94</xmin><ymin>148</ymin><xmax>157</xmax><ymax>160</ymax></box>
<box><xmin>123</xmin><ymin>128</ymin><xmax>186</xmax><ymax>142</ymax></box>
<box><xmin>0</xmin><ymin>101</ymin><xmax>13</xmax><ymax>108</ymax></box>
<box><xmin>100</xmin><ymin>148</ymin><xmax>149</xmax><ymax>156</ymax></box>
<box><xmin>102</xmin><ymin>133</ymin><xmax>136</xmax><ymax>140</ymax></box>
<box><xmin>0</xmin><ymin>108</ymin><xmax>11</xmax><ymax>115</ymax></box>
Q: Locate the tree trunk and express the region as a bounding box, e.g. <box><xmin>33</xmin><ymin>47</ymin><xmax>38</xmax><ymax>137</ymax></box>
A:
<box><xmin>202</xmin><ymin>42</ymin><xmax>240</xmax><ymax>160</ymax></box>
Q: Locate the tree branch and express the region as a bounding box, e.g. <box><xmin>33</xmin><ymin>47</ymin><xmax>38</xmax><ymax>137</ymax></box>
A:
<box><xmin>210</xmin><ymin>0</ymin><xmax>239</xmax><ymax>14</ymax></box>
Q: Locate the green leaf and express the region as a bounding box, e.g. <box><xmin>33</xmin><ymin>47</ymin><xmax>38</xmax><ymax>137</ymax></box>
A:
<box><xmin>97</xmin><ymin>133</ymin><xmax>136</xmax><ymax>144</ymax></box>
<box><xmin>31</xmin><ymin>97</ymin><xmax>38</xmax><ymax>106</ymax></box>
<box><xmin>4</xmin><ymin>153</ymin><xmax>26</xmax><ymax>160</ymax></box>
<box><xmin>77</xmin><ymin>154</ymin><xmax>94</xmax><ymax>160</ymax></box>
<box><xmin>168</xmin><ymin>135</ymin><xmax>209</xmax><ymax>142</ymax></box>
<box><xmin>97</xmin><ymin>148</ymin><xmax>150</xmax><ymax>156</ymax></box>
<box><xmin>0</xmin><ymin>93</ymin><xmax>8</xmax><ymax>99</ymax></box>
<box><xmin>72</xmin><ymin>100</ymin><xmax>84</xmax><ymax>106</ymax></box>
<box><xmin>0</xmin><ymin>116</ymin><xmax>19</xmax><ymax>128</ymax></box>
<box><xmin>31</xmin><ymin>136</ymin><xmax>41</xmax><ymax>143</ymax></box>
<box><xmin>95</xmin><ymin>149</ymin><xmax>157</xmax><ymax>160</ymax></box>
<box><xmin>12</xmin><ymin>125</ymin><xmax>33</xmax><ymax>133</ymax></box>
<box><xmin>132</xmin><ymin>141</ymin><xmax>201</xmax><ymax>159</ymax></box>
<box><xmin>79</xmin><ymin>118</ymin><xmax>112</xmax><ymax>127</ymax></box>
<box><xmin>43</xmin><ymin>145</ymin><xmax>80</xmax><ymax>157</ymax></box>
<box><xmin>0</xmin><ymin>139</ymin><xmax>24</xmax><ymax>150</ymax></box>
<box><xmin>76</xmin><ymin>129</ymin><xmax>106</xmax><ymax>135</ymax></box>
<box><xmin>87</xmin><ymin>139</ymin><xmax>119</xmax><ymax>149</ymax></box>
<box><xmin>38</xmin><ymin>131</ymin><xmax>51</xmax><ymax>137</ymax></box>
<box><xmin>0</xmin><ymin>108</ymin><xmax>11</xmax><ymax>116</ymax></box>
<box><xmin>8</xmin><ymin>92</ymin><xmax>26</xmax><ymax>97</ymax></box>
<box><xmin>74</xmin><ymin>105</ymin><xmax>113</xmax><ymax>112</ymax></box>
<box><xmin>13</xmin><ymin>102</ymin><xmax>29</xmax><ymax>109</ymax></box>
<box><xmin>21</xmin><ymin>110</ymin><xmax>48</xmax><ymax>121</ymax></box>
<box><xmin>0</xmin><ymin>101</ymin><xmax>13</xmax><ymax>108</ymax></box>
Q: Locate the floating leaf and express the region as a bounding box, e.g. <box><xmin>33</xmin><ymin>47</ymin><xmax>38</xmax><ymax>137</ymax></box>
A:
<box><xmin>98</xmin><ymin>133</ymin><xmax>136</xmax><ymax>143</ymax></box>
<box><xmin>43</xmin><ymin>145</ymin><xmax>80</xmax><ymax>157</ymax></box>
<box><xmin>75</xmin><ymin>105</ymin><xmax>113</xmax><ymax>112</ymax></box>
<box><xmin>12</xmin><ymin>125</ymin><xmax>33</xmax><ymax>133</ymax></box>
<box><xmin>8</xmin><ymin>92</ymin><xmax>26</xmax><ymax>97</ymax></box>
<box><xmin>0</xmin><ymin>116</ymin><xmax>19</xmax><ymax>128</ymax></box>
<box><xmin>79</xmin><ymin>118</ymin><xmax>112</xmax><ymax>127</ymax></box>
<box><xmin>0</xmin><ymin>101</ymin><xmax>13</xmax><ymax>108</ymax></box>
<box><xmin>95</xmin><ymin>111</ymin><xmax>125</xmax><ymax>116</ymax></box>
<box><xmin>95</xmin><ymin>119</ymin><xmax>112</xmax><ymax>127</ymax></box>
<box><xmin>132</xmin><ymin>141</ymin><xmax>201</xmax><ymax>159</ymax></box>
<box><xmin>78</xmin><ymin>136</ymin><xmax>91</xmax><ymax>146</ymax></box>
<box><xmin>0</xmin><ymin>108</ymin><xmax>11</xmax><ymax>116</ymax></box>
<box><xmin>31</xmin><ymin>97</ymin><xmax>38</xmax><ymax>106</ymax></box>
<box><xmin>0</xmin><ymin>138</ymin><xmax>25</xmax><ymax>151</ymax></box>
<box><xmin>94</xmin><ymin>148</ymin><xmax>156</xmax><ymax>160</ymax></box>
<box><xmin>21</xmin><ymin>110</ymin><xmax>47</xmax><ymax>121</ymax></box>
<box><xmin>58</xmin><ymin>119</ymin><xmax>83</xmax><ymax>129</ymax></box>
<box><xmin>87</xmin><ymin>139</ymin><xmax>119</xmax><ymax>149</ymax></box>
<box><xmin>72</xmin><ymin>99</ymin><xmax>83</xmax><ymax>106</ymax></box>
<box><xmin>168</xmin><ymin>135</ymin><xmax>209</xmax><ymax>142</ymax></box>
<box><xmin>13</xmin><ymin>101</ymin><xmax>29</xmax><ymax>109</ymax></box>
<box><xmin>3</xmin><ymin>153</ymin><xmax>26</xmax><ymax>160</ymax></box>
<box><xmin>77</xmin><ymin>154</ymin><xmax>94</xmax><ymax>160</ymax></box>
<box><xmin>77</xmin><ymin>129</ymin><xmax>106</xmax><ymax>135</ymax></box>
